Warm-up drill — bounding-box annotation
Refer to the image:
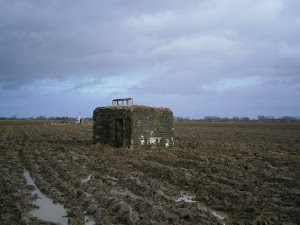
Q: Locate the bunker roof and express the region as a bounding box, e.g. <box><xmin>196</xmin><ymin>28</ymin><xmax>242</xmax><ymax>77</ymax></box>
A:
<box><xmin>95</xmin><ymin>105</ymin><xmax>172</xmax><ymax>111</ymax></box>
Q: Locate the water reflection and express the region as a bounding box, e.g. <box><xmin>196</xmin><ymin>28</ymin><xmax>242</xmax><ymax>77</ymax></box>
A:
<box><xmin>176</xmin><ymin>191</ymin><xmax>228</xmax><ymax>221</ymax></box>
<box><xmin>198</xmin><ymin>205</ymin><xmax>227</xmax><ymax>220</ymax></box>
<box><xmin>81</xmin><ymin>175</ymin><xmax>92</xmax><ymax>183</ymax></box>
<box><xmin>175</xmin><ymin>191</ymin><xmax>196</xmax><ymax>203</ymax></box>
<box><xmin>23</xmin><ymin>170</ymin><xmax>68</xmax><ymax>225</ymax></box>
<box><xmin>84</xmin><ymin>211</ymin><xmax>96</xmax><ymax>225</ymax></box>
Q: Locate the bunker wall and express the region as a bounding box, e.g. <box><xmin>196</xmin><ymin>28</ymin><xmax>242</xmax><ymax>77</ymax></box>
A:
<box><xmin>93</xmin><ymin>107</ymin><xmax>132</xmax><ymax>148</ymax></box>
<box><xmin>93</xmin><ymin>106</ymin><xmax>174</xmax><ymax>149</ymax></box>
<box><xmin>130</xmin><ymin>107</ymin><xmax>174</xmax><ymax>149</ymax></box>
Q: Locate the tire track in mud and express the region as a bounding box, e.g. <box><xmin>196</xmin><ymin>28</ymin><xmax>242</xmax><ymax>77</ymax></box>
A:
<box><xmin>0</xmin><ymin>125</ymin><xmax>57</xmax><ymax>224</ymax></box>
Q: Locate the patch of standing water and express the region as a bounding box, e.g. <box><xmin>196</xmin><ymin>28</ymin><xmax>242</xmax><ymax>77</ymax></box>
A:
<box><xmin>81</xmin><ymin>175</ymin><xmax>92</xmax><ymax>183</ymax></box>
<box><xmin>23</xmin><ymin>170</ymin><xmax>68</xmax><ymax>225</ymax></box>
<box><xmin>84</xmin><ymin>211</ymin><xmax>96</xmax><ymax>225</ymax></box>
<box><xmin>175</xmin><ymin>191</ymin><xmax>196</xmax><ymax>203</ymax></box>
<box><xmin>212</xmin><ymin>211</ymin><xmax>226</xmax><ymax>220</ymax></box>
<box><xmin>175</xmin><ymin>191</ymin><xmax>228</xmax><ymax>221</ymax></box>
<box><xmin>198</xmin><ymin>205</ymin><xmax>227</xmax><ymax>220</ymax></box>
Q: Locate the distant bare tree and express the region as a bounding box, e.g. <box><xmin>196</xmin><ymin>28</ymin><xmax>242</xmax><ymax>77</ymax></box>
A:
<box><xmin>35</xmin><ymin>116</ymin><xmax>47</xmax><ymax>120</ymax></box>
<box><xmin>241</xmin><ymin>117</ymin><xmax>250</xmax><ymax>122</ymax></box>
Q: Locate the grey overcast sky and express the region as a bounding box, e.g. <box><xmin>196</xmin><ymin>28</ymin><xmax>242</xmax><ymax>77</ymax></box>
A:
<box><xmin>0</xmin><ymin>0</ymin><xmax>300</xmax><ymax>119</ymax></box>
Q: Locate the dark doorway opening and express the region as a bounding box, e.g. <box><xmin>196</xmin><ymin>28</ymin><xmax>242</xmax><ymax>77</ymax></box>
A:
<box><xmin>115</xmin><ymin>119</ymin><xmax>124</xmax><ymax>147</ymax></box>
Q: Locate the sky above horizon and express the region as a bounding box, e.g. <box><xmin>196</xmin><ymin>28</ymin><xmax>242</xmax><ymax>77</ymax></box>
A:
<box><xmin>1</xmin><ymin>0</ymin><xmax>300</xmax><ymax>119</ymax></box>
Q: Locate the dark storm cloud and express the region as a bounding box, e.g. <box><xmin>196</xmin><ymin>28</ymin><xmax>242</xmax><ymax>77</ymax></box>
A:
<box><xmin>0</xmin><ymin>0</ymin><xmax>299</xmax><ymax>117</ymax></box>
<box><xmin>0</xmin><ymin>0</ymin><xmax>204</xmax><ymax>88</ymax></box>
<box><xmin>0</xmin><ymin>0</ymin><xmax>143</xmax><ymax>88</ymax></box>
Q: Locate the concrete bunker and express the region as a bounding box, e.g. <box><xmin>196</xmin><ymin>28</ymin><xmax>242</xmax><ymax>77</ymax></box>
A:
<box><xmin>93</xmin><ymin>104</ymin><xmax>174</xmax><ymax>149</ymax></box>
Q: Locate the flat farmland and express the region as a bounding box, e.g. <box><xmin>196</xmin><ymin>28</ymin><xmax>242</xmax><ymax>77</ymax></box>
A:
<box><xmin>0</xmin><ymin>121</ymin><xmax>299</xmax><ymax>225</ymax></box>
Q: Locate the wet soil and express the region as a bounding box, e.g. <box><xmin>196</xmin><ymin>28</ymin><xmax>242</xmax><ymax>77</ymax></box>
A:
<box><xmin>0</xmin><ymin>121</ymin><xmax>299</xmax><ymax>225</ymax></box>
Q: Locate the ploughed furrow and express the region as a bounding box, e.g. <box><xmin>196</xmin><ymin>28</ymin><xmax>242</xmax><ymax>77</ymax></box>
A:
<box><xmin>1</xmin><ymin>121</ymin><xmax>299</xmax><ymax>225</ymax></box>
<box><xmin>175</xmin><ymin>122</ymin><xmax>300</xmax><ymax>146</ymax></box>
<box><xmin>15</xmin><ymin>124</ymin><xmax>220</xmax><ymax>224</ymax></box>
<box><xmin>79</xmin><ymin>149</ymin><xmax>221</xmax><ymax>224</ymax></box>
<box><xmin>175</xmin><ymin>123</ymin><xmax>300</xmax><ymax>224</ymax></box>
<box><xmin>0</xmin><ymin>125</ymin><xmax>59</xmax><ymax>224</ymax></box>
<box><xmin>21</xmin><ymin>141</ymin><xmax>96</xmax><ymax>224</ymax></box>
<box><xmin>0</xmin><ymin>133</ymin><xmax>27</xmax><ymax>224</ymax></box>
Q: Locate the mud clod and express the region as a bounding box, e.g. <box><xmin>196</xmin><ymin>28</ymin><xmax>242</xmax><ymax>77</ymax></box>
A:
<box><xmin>0</xmin><ymin>121</ymin><xmax>299</xmax><ymax>224</ymax></box>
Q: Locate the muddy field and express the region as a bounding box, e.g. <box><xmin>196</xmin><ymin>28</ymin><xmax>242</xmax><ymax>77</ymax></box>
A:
<box><xmin>0</xmin><ymin>121</ymin><xmax>299</xmax><ymax>225</ymax></box>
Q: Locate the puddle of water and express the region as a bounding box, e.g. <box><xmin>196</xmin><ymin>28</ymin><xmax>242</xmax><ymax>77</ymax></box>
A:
<box><xmin>212</xmin><ymin>211</ymin><xmax>226</xmax><ymax>220</ymax></box>
<box><xmin>175</xmin><ymin>192</ymin><xmax>196</xmax><ymax>203</ymax></box>
<box><xmin>175</xmin><ymin>191</ymin><xmax>228</xmax><ymax>221</ymax></box>
<box><xmin>81</xmin><ymin>175</ymin><xmax>92</xmax><ymax>183</ymax></box>
<box><xmin>198</xmin><ymin>205</ymin><xmax>227</xmax><ymax>220</ymax></box>
<box><xmin>23</xmin><ymin>170</ymin><xmax>68</xmax><ymax>225</ymax></box>
<box><xmin>84</xmin><ymin>211</ymin><xmax>96</xmax><ymax>225</ymax></box>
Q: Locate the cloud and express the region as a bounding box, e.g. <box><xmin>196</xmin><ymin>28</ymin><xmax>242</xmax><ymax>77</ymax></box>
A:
<box><xmin>0</xmin><ymin>0</ymin><xmax>299</xmax><ymax>117</ymax></box>
<box><xmin>151</xmin><ymin>35</ymin><xmax>240</xmax><ymax>57</ymax></box>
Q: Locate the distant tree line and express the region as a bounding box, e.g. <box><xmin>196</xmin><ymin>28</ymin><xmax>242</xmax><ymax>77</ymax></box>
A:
<box><xmin>174</xmin><ymin>115</ymin><xmax>300</xmax><ymax>123</ymax></box>
<box><xmin>0</xmin><ymin>116</ymin><xmax>93</xmax><ymax>121</ymax></box>
<box><xmin>0</xmin><ymin>115</ymin><xmax>299</xmax><ymax>123</ymax></box>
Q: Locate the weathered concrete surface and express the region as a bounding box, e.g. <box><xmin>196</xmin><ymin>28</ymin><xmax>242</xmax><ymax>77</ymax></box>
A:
<box><xmin>93</xmin><ymin>105</ymin><xmax>174</xmax><ymax>149</ymax></box>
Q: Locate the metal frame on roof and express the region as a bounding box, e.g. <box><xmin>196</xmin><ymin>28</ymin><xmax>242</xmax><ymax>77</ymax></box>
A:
<box><xmin>112</xmin><ymin>98</ymin><xmax>133</xmax><ymax>106</ymax></box>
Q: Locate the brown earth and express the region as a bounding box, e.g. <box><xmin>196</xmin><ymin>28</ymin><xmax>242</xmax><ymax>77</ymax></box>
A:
<box><xmin>0</xmin><ymin>121</ymin><xmax>299</xmax><ymax>225</ymax></box>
